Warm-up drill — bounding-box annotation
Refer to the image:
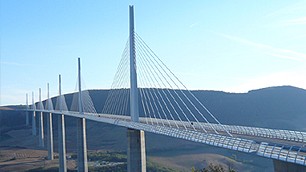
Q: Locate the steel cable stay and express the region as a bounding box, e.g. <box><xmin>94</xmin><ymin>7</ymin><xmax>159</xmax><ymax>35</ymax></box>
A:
<box><xmin>102</xmin><ymin>41</ymin><xmax>129</xmax><ymax>114</ymax></box>
<box><xmin>116</xmin><ymin>53</ymin><xmax>130</xmax><ymax>115</ymax></box>
<box><xmin>102</xmin><ymin>41</ymin><xmax>129</xmax><ymax>115</ymax></box>
<box><xmin>139</xmin><ymin>85</ymin><xmax>160</xmax><ymax>126</ymax></box>
<box><xmin>140</xmin><ymin>77</ymin><xmax>164</xmax><ymax>126</ymax></box>
<box><xmin>102</xmin><ymin>53</ymin><xmax>127</xmax><ymax>114</ymax></box>
<box><xmin>138</xmin><ymin>72</ymin><xmax>159</xmax><ymax>125</ymax></box>
<box><xmin>137</xmin><ymin>60</ymin><xmax>172</xmax><ymax>127</ymax></box>
<box><xmin>115</xmin><ymin>63</ymin><xmax>129</xmax><ymax>116</ymax></box>
<box><xmin>138</xmin><ymin>87</ymin><xmax>149</xmax><ymax>124</ymax></box>
<box><xmin>135</xmin><ymin>33</ymin><xmax>232</xmax><ymax>136</ymax></box>
<box><xmin>136</xmin><ymin>41</ymin><xmax>192</xmax><ymax>130</ymax></box>
<box><xmin>137</xmin><ymin>55</ymin><xmax>173</xmax><ymax>127</ymax></box>
<box><xmin>137</xmin><ymin>45</ymin><xmax>181</xmax><ymax>129</ymax></box>
<box><xmin>135</xmin><ymin>36</ymin><xmax>204</xmax><ymax>132</ymax></box>
<box><xmin>135</xmin><ymin>34</ymin><xmax>212</xmax><ymax>131</ymax></box>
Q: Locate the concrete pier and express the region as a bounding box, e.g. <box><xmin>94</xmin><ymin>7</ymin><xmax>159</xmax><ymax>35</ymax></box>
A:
<box><xmin>77</xmin><ymin>118</ymin><xmax>88</xmax><ymax>172</ymax></box>
<box><xmin>127</xmin><ymin>128</ymin><xmax>146</xmax><ymax>172</ymax></box>
<box><xmin>32</xmin><ymin>111</ymin><xmax>37</xmax><ymax>136</ymax></box>
<box><xmin>39</xmin><ymin>111</ymin><xmax>44</xmax><ymax>147</ymax></box>
<box><xmin>32</xmin><ymin>92</ymin><xmax>37</xmax><ymax>136</ymax></box>
<box><xmin>26</xmin><ymin>94</ymin><xmax>29</xmax><ymax>126</ymax></box>
<box><xmin>38</xmin><ymin>88</ymin><xmax>44</xmax><ymax>148</ymax></box>
<box><xmin>58</xmin><ymin>114</ymin><xmax>67</xmax><ymax>172</ymax></box>
<box><xmin>47</xmin><ymin>112</ymin><xmax>53</xmax><ymax>160</ymax></box>
<box><xmin>46</xmin><ymin>83</ymin><xmax>54</xmax><ymax>160</ymax></box>
<box><xmin>273</xmin><ymin>160</ymin><xmax>306</xmax><ymax>172</ymax></box>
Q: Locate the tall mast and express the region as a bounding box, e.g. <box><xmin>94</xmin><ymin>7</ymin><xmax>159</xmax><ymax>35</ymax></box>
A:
<box><xmin>129</xmin><ymin>5</ymin><xmax>139</xmax><ymax>122</ymax></box>
<box><xmin>78</xmin><ymin>57</ymin><xmax>83</xmax><ymax>114</ymax></box>
<box><xmin>47</xmin><ymin>83</ymin><xmax>49</xmax><ymax>103</ymax></box>
<box><xmin>59</xmin><ymin>75</ymin><xmax>62</xmax><ymax>111</ymax></box>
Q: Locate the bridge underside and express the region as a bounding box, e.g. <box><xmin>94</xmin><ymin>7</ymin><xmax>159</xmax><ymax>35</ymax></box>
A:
<box><xmin>273</xmin><ymin>159</ymin><xmax>306</xmax><ymax>172</ymax></box>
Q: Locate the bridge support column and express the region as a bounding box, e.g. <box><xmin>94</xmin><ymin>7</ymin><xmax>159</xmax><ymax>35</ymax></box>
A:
<box><xmin>32</xmin><ymin>92</ymin><xmax>37</xmax><ymax>136</ymax></box>
<box><xmin>26</xmin><ymin>93</ymin><xmax>29</xmax><ymax>126</ymax></box>
<box><xmin>32</xmin><ymin>111</ymin><xmax>37</xmax><ymax>136</ymax></box>
<box><xmin>39</xmin><ymin>111</ymin><xmax>44</xmax><ymax>147</ymax></box>
<box><xmin>38</xmin><ymin>88</ymin><xmax>44</xmax><ymax>147</ymax></box>
<box><xmin>273</xmin><ymin>160</ymin><xmax>306</xmax><ymax>172</ymax></box>
<box><xmin>47</xmin><ymin>112</ymin><xmax>54</xmax><ymax>160</ymax></box>
<box><xmin>58</xmin><ymin>114</ymin><xmax>67</xmax><ymax>172</ymax></box>
<box><xmin>127</xmin><ymin>128</ymin><xmax>146</xmax><ymax>172</ymax></box>
<box><xmin>46</xmin><ymin>83</ymin><xmax>54</xmax><ymax>160</ymax></box>
<box><xmin>77</xmin><ymin>118</ymin><xmax>88</xmax><ymax>172</ymax></box>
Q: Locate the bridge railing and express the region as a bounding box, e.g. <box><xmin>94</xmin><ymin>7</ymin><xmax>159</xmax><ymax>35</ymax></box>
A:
<box><xmin>257</xmin><ymin>143</ymin><xmax>306</xmax><ymax>165</ymax></box>
<box><xmin>137</xmin><ymin>116</ymin><xmax>306</xmax><ymax>143</ymax></box>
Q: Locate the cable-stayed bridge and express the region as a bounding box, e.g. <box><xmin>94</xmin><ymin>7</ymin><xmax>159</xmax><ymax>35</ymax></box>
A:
<box><xmin>21</xmin><ymin>5</ymin><xmax>306</xmax><ymax>172</ymax></box>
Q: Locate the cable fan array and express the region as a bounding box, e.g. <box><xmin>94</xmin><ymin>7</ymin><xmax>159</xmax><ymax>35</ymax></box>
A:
<box><xmin>32</xmin><ymin>90</ymin><xmax>96</xmax><ymax>114</ymax></box>
<box><xmin>45</xmin><ymin>95</ymin><xmax>54</xmax><ymax>111</ymax></box>
<box><xmin>102</xmin><ymin>40</ymin><xmax>130</xmax><ymax>115</ymax></box>
<box><xmin>37</xmin><ymin>97</ymin><xmax>45</xmax><ymax>111</ymax></box>
<box><xmin>55</xmin><ymin>95</ymin><xmax>68</xmax><ymax>111</ymax></box>
<box><xmin>70</xmin><ymin>80</ymin><xmax>97</xmax><ymax>114</ymax></box>
<box><xmin>31</xmin><ymin>82</ymin><xmax>96</xmax><ymax>114</ymax></box>
<box><xmin>102</xmin><ymin>32</ymin><xmax>232</xmax><ymax>136</ymax></box>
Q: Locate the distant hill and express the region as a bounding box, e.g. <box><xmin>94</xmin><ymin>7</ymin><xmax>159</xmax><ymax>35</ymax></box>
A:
<box><xmin>192</xmin><ymin>86</ymin><xmax>306</xmax><ymax>131</ymax></box>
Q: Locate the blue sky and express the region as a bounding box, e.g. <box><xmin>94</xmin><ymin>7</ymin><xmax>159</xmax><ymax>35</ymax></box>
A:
<box><xmin>1</xmin><ymin>0</ymin><xmax>306</xmax><ymax>105</ymax></box>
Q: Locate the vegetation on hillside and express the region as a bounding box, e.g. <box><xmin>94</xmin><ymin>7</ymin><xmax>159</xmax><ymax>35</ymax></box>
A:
<box><xmin>191</xmin><ymin>163</ymin><xmax>236</xmax><ymax>172</ymax></box>
<box><xmin>74</xmin><ymin>151</ymin><xmax>175</xmax><ymax>172</ymax></box>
